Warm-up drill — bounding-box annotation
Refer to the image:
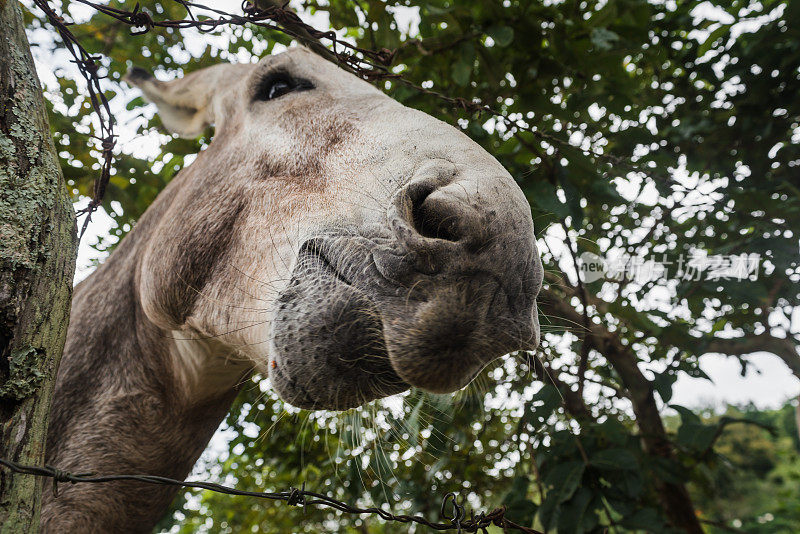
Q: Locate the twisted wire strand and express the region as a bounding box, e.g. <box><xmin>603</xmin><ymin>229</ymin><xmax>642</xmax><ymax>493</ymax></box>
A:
<box><xmin>31</xmin><ymin>0</ymin><xmax>616</xmax><ymax>238</ymax></box>
<box><xmin>0</xmin><ymin>458</ymin><xmax>542</xmax><ymax>533</ymax></box>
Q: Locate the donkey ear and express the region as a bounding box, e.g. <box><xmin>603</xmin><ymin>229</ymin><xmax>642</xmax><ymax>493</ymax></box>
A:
<box><xmin>124</xmin><ymin>64</ymin><xmax>245</xmax><ymax>138</ymax></box>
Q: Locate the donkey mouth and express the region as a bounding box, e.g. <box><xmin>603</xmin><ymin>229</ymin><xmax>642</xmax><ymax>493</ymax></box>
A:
<box><xmin>269</xmin><ymin>235</ymin><xmax>539</xmax><ymax>410</ymax></box>
<box><xmin>269</xmin><ymin>240</ymin><xmax>409</xmax><ymax>410</ymax></box>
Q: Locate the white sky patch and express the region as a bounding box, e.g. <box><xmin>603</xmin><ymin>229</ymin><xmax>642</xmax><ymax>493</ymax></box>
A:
<box><xmin>73</xmin><ymin>198</ymin><xmax>115</xmax><ymax>283</ymax></box>
<box><xmin>672</xmin><ymin>353</ymin><xmax>798</xmax><ymax>410</ymax></box>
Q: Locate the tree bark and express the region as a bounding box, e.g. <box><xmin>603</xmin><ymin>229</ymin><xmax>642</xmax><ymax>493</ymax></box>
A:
<box><xmin>0</xmin><ymin>1</ymin><xmax>77</xmax><ymax>532</ymax></box>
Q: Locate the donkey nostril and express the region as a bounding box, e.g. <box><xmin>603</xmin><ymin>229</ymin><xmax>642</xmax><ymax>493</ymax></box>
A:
<box><xmin>398</xmin><ymin>175</ymin><xmax>482</xmax><ymax>246</ymax></box>
<box><xmin>411</xmin><ymin>193</ymin><xmax>461</xmax><ymax>242</ymax></box>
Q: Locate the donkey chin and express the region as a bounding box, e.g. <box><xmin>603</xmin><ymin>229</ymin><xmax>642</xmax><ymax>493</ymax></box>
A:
<box><xmin>269</xmin><ymin>168</ymin><xmax>542</xmax><ymax>410</ymax></box>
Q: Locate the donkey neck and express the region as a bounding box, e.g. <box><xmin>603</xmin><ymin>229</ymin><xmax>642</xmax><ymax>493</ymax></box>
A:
<box><xmin>42</xmin><ymin>176</ymin><xmax>252</xmax><ymax>533</ymax></box>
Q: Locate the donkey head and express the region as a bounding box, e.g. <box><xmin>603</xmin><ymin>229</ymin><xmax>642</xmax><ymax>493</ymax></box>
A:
<box><xmin>125</xmin><ymin>47</ymin><xmax>542</xmax><ymax>410</ymax></box>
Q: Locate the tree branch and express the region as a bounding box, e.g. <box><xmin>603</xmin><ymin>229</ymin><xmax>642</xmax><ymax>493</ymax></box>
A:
<box><xmin>705</xmin><ymin>333</ymin><xmax>800</xmax><ymax>380</ymax></box>
<box><xmin>538</xmin><ymin>285</ymin><xmax>704</xmax><ymax>533</ymax></box>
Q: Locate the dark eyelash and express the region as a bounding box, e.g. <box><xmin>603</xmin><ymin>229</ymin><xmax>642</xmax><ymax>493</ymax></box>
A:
<box><xmin>254</xmin><ymin>71</ymin><xmax>314</xmax><ymax>101</ymax></box>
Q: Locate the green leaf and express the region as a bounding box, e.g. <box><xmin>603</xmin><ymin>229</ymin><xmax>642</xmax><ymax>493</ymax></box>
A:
<box><xmin>537</xmin><ymin>490</ymin><xmax>561</xmax><ymax>531</ymax></box>
<box><xmin>652</xmin><ymin>370</ymin><xmax>677</xmax><ymax>403</ymax></box>
<box><xmin>522</xmin><ymin>384</ymin><xmax>562</xmax><ymax>430</ymax></box>
<box><xmin>591</xmin><ymin>448</ymin><xmax>638</xmax><ymax>470</ymax></box>
<box><xmin>545</xmin><ymin>461</ymin><xmax>585</xmax><ymax>503</ymax></box>
<box><xmin>487</xmin><ymin>25</ymin><xmax>514</xmax><ymax>47</ymax></box>
<box><xmin>525</xmin><ymin>178</ymin><xmax>569</xmax><ymax>218</ymax></box>
<box><xmin>648</xmin><ymin>456</ymin><xmax>685</xmax><ymax>485</ymax></box>
<box><xmin>590</xmin><ymin>28</ymin><xmax>619</xmax><ymax>51</ymax></box>
<box><xmin>621</xmin><ymin>507</ymin><xmax>668</xmax><ymax>531</ymax></box>
<box><xmin>676</xmin><ymin>422</ymin><xmax>718</xmax><ymax>453</ymax></box>
<box><xmin>670</xmin><ymin>404</ymin><xmax>701</xmax><ymax>425</ymax></box>
<box><xmin>452</xmin><ymin>59</ymin><xmax>472</xmax><ymax>86</ymax></box>
<box><xmin>557</xmin><ymin>488</ymin><xmax>595</xmax><ymax>534</ymax></box>
<box><xmin>502</xmin><ymin>477</ymin><xmax>538</xmax><ymax>527</ymax></box>
<box><xmin>424</xmin><ymin>4</ymin><xmax>456</xmax><ymax>15</ymax></box>
<box><xmin>451</xmin><ymin>42</ymin><xmax>475</xmax><ymax>86</ymax></box>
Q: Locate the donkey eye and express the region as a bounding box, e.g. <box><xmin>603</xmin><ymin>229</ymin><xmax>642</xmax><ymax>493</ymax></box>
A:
<box><xmin>267</xmin><ymin>78</ymin><xmax>292</xmax><ymax>100</ymax></box>
<box><xmin>256</xmin><ymin>72</ymin><xmax>313</xmax><ymax>101</ymax></box>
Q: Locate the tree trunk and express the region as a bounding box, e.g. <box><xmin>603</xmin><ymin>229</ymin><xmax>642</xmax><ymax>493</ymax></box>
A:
<box><xmin>0</xmin><ymin>1</ymin><xmax>78</xmax><ymax>532</ymax></box>
<box><xmin>539</xmin><ymin>288</ymin><xmax>704</xmax><ymax>534</ymax></box>
<box><xmin>596</xmin><ymin>340</ymin><xmax>704</xmax><ymax>534</ymax></box>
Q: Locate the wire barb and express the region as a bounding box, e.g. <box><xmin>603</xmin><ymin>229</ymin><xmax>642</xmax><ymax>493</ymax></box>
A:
<box><xmin>46</xmin><ymin>464</ymin><xmax>71</xmax><ymax>497</ymax></box>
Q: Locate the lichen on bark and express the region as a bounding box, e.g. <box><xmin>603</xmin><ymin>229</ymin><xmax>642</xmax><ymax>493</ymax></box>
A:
<box><xmin>0</xmin><ymin>347</ymin><xmax>45</xmax><ymax>400</ymax></box>
<box><xmin>0</xmin><ymin>1</ymin><xmax>78</xmax><ymax>532</ymax></box>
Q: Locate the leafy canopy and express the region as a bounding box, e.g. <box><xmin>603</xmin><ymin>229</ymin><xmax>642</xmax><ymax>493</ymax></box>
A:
<box><xmin>24</xmin><ymin>0</ymin><xmax>800</xmax><ymax>532</ymax></box>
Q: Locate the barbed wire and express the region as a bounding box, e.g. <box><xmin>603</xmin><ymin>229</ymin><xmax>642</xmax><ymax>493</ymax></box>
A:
<box><xmin>30</xmin><ymin>0</ymin><xmax>632</xmax><ymax>238</ymax></box>
<box><xmin>31</xmin><ymin>0</ymin><xmax>117</xmax><ymax>237</ymax></box>
<box><xmin>0</xmin><ymin>458</ymin><xmax>542</xmax><ymax>533</ymax></box>
<box><xmin>27</xmin><ymin>0</ymin><xmax>463</xmax><ymax>237</ymax></box>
